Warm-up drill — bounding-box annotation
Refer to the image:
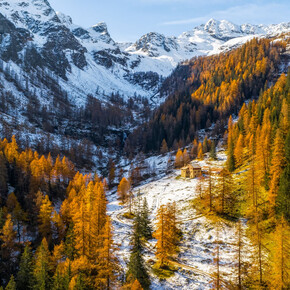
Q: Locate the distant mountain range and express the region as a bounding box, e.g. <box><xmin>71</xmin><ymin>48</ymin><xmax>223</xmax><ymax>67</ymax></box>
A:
<box><xmin>0</xmin><ymin>0</ymin><xmax>289</xmax><ymax>104</ymax></box>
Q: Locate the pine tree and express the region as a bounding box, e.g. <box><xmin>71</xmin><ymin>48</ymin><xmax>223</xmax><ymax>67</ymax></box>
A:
<box><xmin>127</xmin><ymin>211</ymin><xmax>150</xmax><ymax>290</ymax></box>
<box><xmin>52</xmin><ymin>263</ymin><xmax>70</xmax><ymax>290</ymax></box>
<box><xmin>73</xmin><ymin>273</ymin><xmax>86</xmax><ymax>290</ymax></box>
<box><xmin>64</xmin><ymin>222</ymin><xmax>77</xmax><ymax>260</ymax></box>
<box><xmin>140</xmin><ymin>198</ymin><xmax>152</xmax><ymax>240</ymax></box>
<box><xmin>5</xmin><ymin>275</ymin><xmax>16</xmax><ymax>290</ymax></box>
<box><xmin>34</xmin><ymin>238</ymin><xmax>51</xmax><ymax>290</ymax></box>
<box><xmin>203</xmin><ymin>136</ymin><xmax>209</xmax><ymax>153</ymax></box>
<box><xmin>17</xmin><ymin>245</ymin><xmax>34</xmax><ymax>290</ymax></box>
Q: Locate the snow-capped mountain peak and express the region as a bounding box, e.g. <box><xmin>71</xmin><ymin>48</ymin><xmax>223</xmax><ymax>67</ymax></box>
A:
<box><xmin>92</xmin><ymin>22</ymin><xmax>108</xmax><ymax>34</ymax></box>
<box><xmin>0</xmin><ymin>0</ymin><xmax>289</xmax><ymax>105</ymax></box>
<box><xmin>204</xmin><ymin>18</ymin><xmax>241</xmax><ymax>39</ymax></box>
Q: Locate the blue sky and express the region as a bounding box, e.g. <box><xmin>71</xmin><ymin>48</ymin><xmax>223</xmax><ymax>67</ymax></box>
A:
<box><xmin>49</xmin><ymin>0</ymin><xmax>289</xmax><ymax>42</ymax></box>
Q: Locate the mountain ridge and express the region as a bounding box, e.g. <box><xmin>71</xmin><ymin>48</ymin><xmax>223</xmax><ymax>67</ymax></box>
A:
<box><xmin>0</xmin><ymin>0</ymin><xmax>289</xmax><ymax>106</ymax></box>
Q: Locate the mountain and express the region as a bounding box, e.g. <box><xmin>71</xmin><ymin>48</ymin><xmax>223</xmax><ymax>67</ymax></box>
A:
<box><xmin>0</xmin><ymin>0</ymin><xmax>289</xmax><ymax>105</ymax></box>
<box><xmin>125</xmin><ymin>36</ymin><xmax>290</xmax><ymax>154</ymax></box>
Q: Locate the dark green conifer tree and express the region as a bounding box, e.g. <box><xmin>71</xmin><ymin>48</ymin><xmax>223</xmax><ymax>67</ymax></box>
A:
<box><xmin>64</xmin><ymin>223</ymin><xmax>77</xmax><ymax>260</ymax></box>
<box><xmin>16</xmin><ymin>245</ymin><xmax>34</xmax><ymax>290</ymax></box>
<box><xmin>52</xmin><ymin>264</ymin><xmax>71</xmax><ymax>290</ymax></box>
<box><xmin>5</xmin><ymin>275</ymin><xmax>16</xmax><ymax>290</ymax></box>
<box><xmin>75</xmin><ymin>273</ymin><xmax>86</xmax><ymax>290</ymax></box>
<box><xmin>140</xmin><ymin>198</ymin><xmax>152</xmax><ymax>240</ymax></box>
<box><xmin>33</xmin><ymin>239</ymin><xmax>51</xmax><ymax>290</ymax></box>
<box><xmin>127</xmin><ymin>212</ymin><xmax>150</xmax><ymax>290</ymax></box>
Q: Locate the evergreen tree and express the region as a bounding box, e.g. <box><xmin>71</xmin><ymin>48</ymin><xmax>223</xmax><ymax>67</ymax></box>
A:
<box><xmin>202</xmin><ymin>136</ymin><xmax>209</xmax><ymax>153</ymax></box>
<box><xmin>64</xmin><ymin>222</ymin><xmax>77</xmax><ymax>260</ymax></box>
<box><xmin>52</xmin><ymin>263</ymin><xmax>70</xmax><ymax>290</ymax></box>
<box><xmin>33</xmin><ymin>238</ymin><xmax>51</xmax><ymax>290</ymax></box>
<box><xmin>140</xmin><ymin>198</ymin><xmax>152</xmax><ymax>240</ymax></box>
<box><xmin>17</xmin><ymin>245</ymin><xmax>34</xmax><ymax>290</ymax></box>
<box><xmin>74</xmin><ymin>273</ymin><xmax>86</xmax><ymax>290</ymax></box>
<box><xmin>127</xmin><ymin>212</ymin><xmax>150</xmax><ymax>290</ymax></box>
<box><xmin>5</xmin><ymin>275</ymin><xmax>16</xmax><ymax>290</ymax></box>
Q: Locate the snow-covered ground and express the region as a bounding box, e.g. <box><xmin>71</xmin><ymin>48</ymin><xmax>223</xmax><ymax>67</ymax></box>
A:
<box><xmin>107</xmin><ymin>151</ymin><xmax>253</xmax><ymax>289</ymax></box>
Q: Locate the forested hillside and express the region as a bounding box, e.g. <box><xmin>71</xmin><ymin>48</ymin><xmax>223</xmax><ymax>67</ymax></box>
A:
<box><xmin>0</xmin><ymin>138</ymin><xmax>119</xmax><ymax>288</ymax></box>
<box><xmin>125</xmin><ymin>36</ymin><xmax>288</xmax><ymax>154</ymax></box>
<box><xmin>227</xmin><ymin>71</ymin><xmax>289</xmax><ymax>220</ymax></box>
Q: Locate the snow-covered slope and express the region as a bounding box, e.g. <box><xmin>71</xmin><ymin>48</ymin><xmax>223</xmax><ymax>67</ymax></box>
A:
<box><xmin>108</xmin><ymin>151</ymin><xmax>254</xmax><ymax>289</ymax></box>
<box><xmin>0</xmin><ymin>0</ymin><xmax>289</xmax><ymax>104</ymax></box>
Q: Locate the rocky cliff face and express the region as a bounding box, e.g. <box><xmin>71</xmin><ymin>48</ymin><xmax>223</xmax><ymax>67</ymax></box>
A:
<box><xmin>0</xmin><ymin>0</ymin><xmax>289</xmax><ymax>104</ymax></box>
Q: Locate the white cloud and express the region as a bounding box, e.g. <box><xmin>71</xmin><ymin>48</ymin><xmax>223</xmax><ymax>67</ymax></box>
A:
<box><xmin>161</xmin><ymin>3</ymin><xmax>290</xmax><ymax>26</ymax></box>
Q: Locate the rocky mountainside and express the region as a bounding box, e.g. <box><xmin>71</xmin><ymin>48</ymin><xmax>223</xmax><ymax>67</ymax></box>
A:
<box><xmin>0</xmin><ymin>0</ymin><xmax>289</xmax><ymax>105</ymax></box>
